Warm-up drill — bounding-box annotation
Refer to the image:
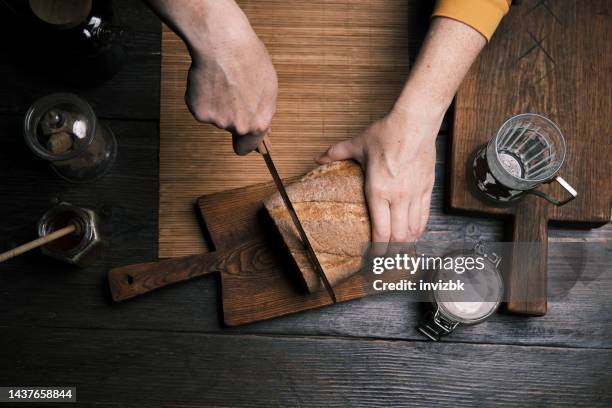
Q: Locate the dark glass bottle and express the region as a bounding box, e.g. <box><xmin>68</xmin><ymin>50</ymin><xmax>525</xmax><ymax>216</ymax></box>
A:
<box><xmin>0</xmin><ymin>0</ymin><xmax>130</xmax><ymax>84</ymax></box>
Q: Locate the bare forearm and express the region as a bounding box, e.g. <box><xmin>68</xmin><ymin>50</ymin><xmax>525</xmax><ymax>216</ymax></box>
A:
<box><xmin>317</xmin><ymin>17</ymin><xmax>489</xmax><ymax>244</ymax></box>
<box><xmin>144</xmin><ymin>0</ymin><xmax>277</xmax><ymax>152</ymax></box>
<box><xmin>144</xmin><ymin>0</ymin><xmax>252</xmax><ymax>58</ymax></box>
<box><xmin>395</xmin><ymin>17</ymin><xmax>487</xmax><ymax>121</ymax></box>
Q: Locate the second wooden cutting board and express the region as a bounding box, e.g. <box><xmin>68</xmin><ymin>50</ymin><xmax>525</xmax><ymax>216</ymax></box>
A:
<box><xmin>449</xmin><ymin>0</ymin><xmax>611</xmax><ymax>316</ymax></box>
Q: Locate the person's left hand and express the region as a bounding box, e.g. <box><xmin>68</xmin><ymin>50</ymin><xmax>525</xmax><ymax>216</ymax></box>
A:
<box><xmin>316</xmin><ymin>104</ymin><xmax>443</xmax><ymax>252</ymax></box>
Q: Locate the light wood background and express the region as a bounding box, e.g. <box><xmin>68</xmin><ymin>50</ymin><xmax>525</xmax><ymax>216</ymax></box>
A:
<box><xmin>159</xmin><ymin>0</ymin><xmax>430</xmax><ymax>257</ymax></box>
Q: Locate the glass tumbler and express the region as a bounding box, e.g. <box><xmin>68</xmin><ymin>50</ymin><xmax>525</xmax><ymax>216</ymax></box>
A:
<box><xmin>473</xmin><ymin>113</ymin><xmax>577</xmax><ymax>205</ymax></box>
<box><xmin>24</xmin><ymin>93</ymin><xmax>117</xmax><ymax>182</ymax></box>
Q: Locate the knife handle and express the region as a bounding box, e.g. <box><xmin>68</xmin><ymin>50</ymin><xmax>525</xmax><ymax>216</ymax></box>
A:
<box><xmin>256</xmin><ymin>133</ymin><xmax>271</xmax><ymax>155</ymax></box>
<box><xmin>232</xmin><ymin>131</ymin><xmax>270</xmax><ymax>156</ymax></box>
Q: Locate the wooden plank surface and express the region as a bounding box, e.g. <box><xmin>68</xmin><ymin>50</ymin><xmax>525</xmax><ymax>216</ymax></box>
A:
<box><xmin>0</xmin><ymin>1</ymin><xmax>611</xmax><ymax>405</ymax></box>
<box><xmin>197</xmin><ymin>177</ymin><xmax>368</xmax><ymax>325</ymax></box>
<box><xmin>0</xmin><ymin>115</ymin><xmax>159</xmax><ymax>264</ymax></box>
<box><xmin>1</xmin><ymin>327</ymin><xmax>610</xmax><ymax>407</ymax></box>
<box><xmin>159</xmin><ymin>0</ymin><xmax>433</xmax><ymax>257</ymax></box>
<box><xmin>451</xmin><ymin>0</ymin><xmax>611</xmax><ymax>221</ymax></box>
<box><xmin>449</xmin><ymin>0</ymin><xmax>611</xmax><ymax>315</ymax></box>
<box><xmin>1</xmin><ymin>114</ymin><xmax>609</xmax><ymax>347</ymax></box>
<box><xmin>3</xmin><ymin>219</ymin><xmax>610</xmax><ymax>347</ymax></box>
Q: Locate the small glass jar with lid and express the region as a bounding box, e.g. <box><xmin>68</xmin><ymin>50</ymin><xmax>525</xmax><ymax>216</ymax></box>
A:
<box><xmin>418</xmin><ymin>242</ymin><xmax>504</xmax><ymax>341</ymax></box>
<box><xmin>37</xmin><ymin>202</ymin><xmax>103</xmax><ymax>267</ymax></box>
<box><xmin>24</xmin><ymin>93</ymin><xmax>117</xmax><ymax>182</ymax></box>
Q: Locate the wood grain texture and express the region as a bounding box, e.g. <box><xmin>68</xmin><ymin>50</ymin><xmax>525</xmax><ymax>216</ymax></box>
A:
<box><xmin>2</xmin><ymin>240</ymin><xmax>610</xmax><ymax>346</ymax></box>
<box><xmin>1</xmin><ymin>327</ymin><xmax>611</xmax><ymax>407</ymax></box>
<box><xmin>197</xmin><ymin>179</ymin><xmax>372</xmax><ymax>326</ymax></box>
<box><xmin>159</xmin><ymin>0</ymin><xmax>433</xmax><ymax>257</ymax></box>
<box><xmin>451</xmin><ymin>0</ymin><xmax>611</xmax><ymax>222</ymax></box>
<box><xmin>109</xmin><ymin>248</ymin><xmax>224</xmax><ymax>302</ymax></box>
<box><xmin>450</xmin><ymin>0</ymin><xmax>611</xmax><ymax>315</ymax></box>
<box><xmin>1</xmin><ymin>113</ymin><xmax>608</xmax><ymax>347</ymax></box>
<box><xmin>0</xmin><ymin>116</ymin><xmax>158</xmax><ymax>266</ymax></box>
<box><xmin>8</xmin><ymin>2</ymin><xmax>611</xmax><ymax>403</ymax></box>
<box><xmin>507</xmin><ymin>196</ymin><xmax>549</xmax><ymax>315</ymax></box>
<box><xmin>113</xmin><ymin>167</ymin><xmax>417</xmax><ymax>325</ymax></box>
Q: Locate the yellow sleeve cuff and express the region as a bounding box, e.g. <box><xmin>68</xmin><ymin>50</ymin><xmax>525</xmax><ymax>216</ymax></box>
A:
<box><xmin>432</xmin><ymin>0</ymin><xmax>511</xmax><ymax>41</ymax></box>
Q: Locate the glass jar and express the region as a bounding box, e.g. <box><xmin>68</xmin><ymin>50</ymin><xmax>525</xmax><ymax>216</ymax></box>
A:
<box><xmin>37</xmin><ymin>202</ymin><xmax>103</xmax><ymax>267</ymax></box>
<box><xmin>418</xmin><ymin>242</ymin><xmax>504</xmax><ymax>341</ymax></box>
<box><xmin>24</xmin><ymin>93</ymin><xmax>117</xmax><ymax>182</ymax></box>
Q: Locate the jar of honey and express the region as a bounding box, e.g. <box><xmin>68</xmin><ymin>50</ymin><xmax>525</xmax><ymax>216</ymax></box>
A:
<box><xmin>37</xmin><ymin>202</ymin><xmax>103</xmax><ymax>267</ymax></box>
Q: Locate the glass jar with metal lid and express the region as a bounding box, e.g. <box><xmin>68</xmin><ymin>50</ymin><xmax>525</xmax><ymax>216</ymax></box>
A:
<box><xmin>418</xmin><ymin>242</ymin><xmax>504</xmax><ymax>341</ymax></box>
<box><xmin>37</xmin><ymin>202</ymin><xmax>103</xmax><ymax>267</ymax></box>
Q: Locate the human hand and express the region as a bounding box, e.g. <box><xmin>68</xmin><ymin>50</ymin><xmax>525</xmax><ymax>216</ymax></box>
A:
<box><xmin>316</xmin><ymin>104</ymin><xmax>443</xmax><ymax>251</ymax></box>
<box><xmin>314</xmin><ymin>15</ymin><xmax>487</xmax><ymax>251</ymax></box>
<box><xmin>183</xmin><ymin>1</ymin><xmax>278</xmax><ymax>155</ymax></box>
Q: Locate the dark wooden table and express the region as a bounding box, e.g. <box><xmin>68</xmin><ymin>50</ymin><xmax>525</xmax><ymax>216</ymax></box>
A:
<box><xmin>0</xmin><ymin>1</ymin><xmax>610</xmax><ymax>406</ymax></box>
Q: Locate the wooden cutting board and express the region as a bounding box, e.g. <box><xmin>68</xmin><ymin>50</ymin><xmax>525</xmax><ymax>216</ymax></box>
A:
<box><xmin>110</xmin><ymin>179</ymin><xmax>389</xmax><ymax>326</ymax></box>
<box><xmin>159</xmin><ymin>0</ymin><xmax>431</xmax><ymax>258</ymax></box>
<box><xmin>450</xmin><ymin>0</ymin><xmax>611</xmax><ymax>315</ymax></box>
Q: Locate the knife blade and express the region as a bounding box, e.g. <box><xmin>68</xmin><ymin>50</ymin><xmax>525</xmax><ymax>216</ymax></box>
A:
<box><xmin>257</xmin><ymin>135</ymin><xmax>337</xmax><ymax>303</ymax></box>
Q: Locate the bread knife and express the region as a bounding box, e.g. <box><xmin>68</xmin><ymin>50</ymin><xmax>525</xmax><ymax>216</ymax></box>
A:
<box><xmin>257</xmin><ymin>134</ymin><xmax>337</xmax><ymax>303</ymax></box>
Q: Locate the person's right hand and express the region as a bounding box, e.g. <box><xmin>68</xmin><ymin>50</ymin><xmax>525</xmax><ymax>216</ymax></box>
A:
<box><xmin>184</xmin><ymin>1</ymin><xmax>278</xmax><ymax>155</ymax></box>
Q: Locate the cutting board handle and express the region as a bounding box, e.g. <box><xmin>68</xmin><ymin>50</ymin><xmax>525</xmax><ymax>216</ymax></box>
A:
<box><xmin>108</xmin><ymin>251</ymin><xmax>224</xmax><ymax>302</ymax></box>
<box><xmin>505</xmin><ymin>197</ymin><xmax>548</xmax><ymax>316</ymax></box>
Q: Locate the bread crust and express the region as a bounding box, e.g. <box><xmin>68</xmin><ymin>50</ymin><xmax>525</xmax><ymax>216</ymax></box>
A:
<box><xmin>264</xmin><ymin>160</ymin><xmax>370</xmax><ymax>292</ymax></box>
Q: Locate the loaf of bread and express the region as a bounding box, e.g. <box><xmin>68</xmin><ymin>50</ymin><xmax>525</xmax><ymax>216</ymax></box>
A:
<box><xmin>264</xmin><ymin>160</ymin><xmax>370</xmax><ymax>292</ymax></box>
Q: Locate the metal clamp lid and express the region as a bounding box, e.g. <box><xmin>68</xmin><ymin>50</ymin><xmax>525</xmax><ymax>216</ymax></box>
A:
<box><xmin>474</xmin><ymin>241</ymin><xmax>502</xmax><ymax>268</ymax></box>
<box><xmin>418</xmin><ymin>241</ymin><xmax>503</xmax><ymax>341</ymax></box>
<box><xmin>418</xmin><ymin>309</ymin><xmax>460</xmax><ymax>341</ymax></box>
